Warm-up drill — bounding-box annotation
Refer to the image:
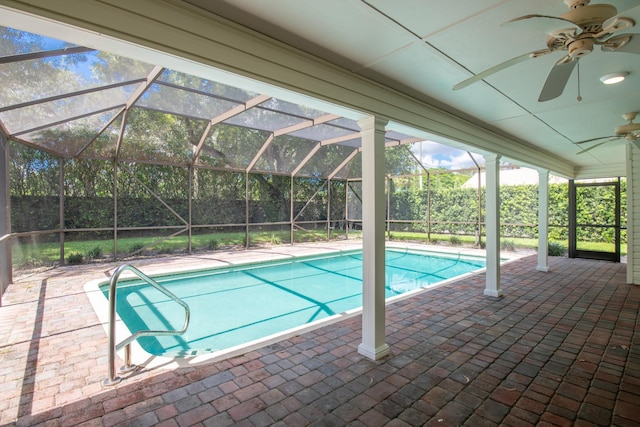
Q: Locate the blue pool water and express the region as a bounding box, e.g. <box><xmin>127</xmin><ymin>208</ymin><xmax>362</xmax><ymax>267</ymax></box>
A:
<box><xmin>103</xmin><ymin>249</ymin><xmax>485</xmax><ymax>356</ymax></box>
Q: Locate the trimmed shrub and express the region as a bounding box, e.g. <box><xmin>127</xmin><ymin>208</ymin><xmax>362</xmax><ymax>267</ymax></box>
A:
<box><xmin>126</xmin><ymin>243</ymin><xmax>145</xmax><ymax>255</ymax></box>
<box><xmin>66</xmin><ymin>252</ymin><xmax>84</xmax><ymax>264</ymax></box>
<box><xmin>548</xmin><ymin>241</ymin><xmax>567</xmax><ymax>256</ymax></box>
<box><xmin>501</xmin><ymin>239</ymin><xmax>516</xmax><ymax>251</ymax></box>
<box><xmin>449</xmin><ymin>235</ymin><xmax>462</xmax><ymax>246</ymax></box>
<box><xmin>87</xmin><ymin>246</ymin><xmax>103</xmax><ymax>259</ymax></box>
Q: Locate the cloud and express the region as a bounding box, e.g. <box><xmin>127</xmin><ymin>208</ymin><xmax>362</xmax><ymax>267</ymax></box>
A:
<box><xmin>411</xmin><ymin>141</ymin><xmax>483</xmax><ymax>169</ymax></box>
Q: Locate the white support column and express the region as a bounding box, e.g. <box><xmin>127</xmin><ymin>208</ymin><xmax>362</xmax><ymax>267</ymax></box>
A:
<box><xmin>537</xmin><ymin>169</ymin><xmax>549</xmax><ymax>272</ymax></box>
<box><xmin>484</xmin><ymin>154</ymin><xmax>502</xmax><ymax>298</ymax></box>
<box><xmin>626</xmin><ymin>143</ymin><xmax>637</xmax><ymax>284</ymax></box>
<box><xmin>357</xmin><ymin>115</ymin><xmax>389</xmax><ymax>360</ymax></box>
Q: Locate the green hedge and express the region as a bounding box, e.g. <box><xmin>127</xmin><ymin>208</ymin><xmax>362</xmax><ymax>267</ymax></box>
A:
<box><xmin>11</xmin><ymin>182</ymin><xmax>625</xmax><ymax>243</ymax></box>
<box><xmin>388</xmin><ymin>181</ymin><xmax>623</xmax><ymax>242</ymax></box>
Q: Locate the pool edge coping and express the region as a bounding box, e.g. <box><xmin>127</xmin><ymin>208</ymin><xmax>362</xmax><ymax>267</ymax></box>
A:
<box><xmin>84</xmin><ymin>242</ymin><xmax>527</xmax><ymax>375</ymax></box>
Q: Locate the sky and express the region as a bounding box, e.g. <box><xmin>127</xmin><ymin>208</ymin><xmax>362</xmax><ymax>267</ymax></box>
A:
<box><xmin>411</xmin><ymin>140</ymin><xmax>484</xmax><ymax>170</ymax></box>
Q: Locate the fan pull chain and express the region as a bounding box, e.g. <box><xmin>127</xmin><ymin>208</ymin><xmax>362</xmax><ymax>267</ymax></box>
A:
<box><xmin>576</xmin><ymin>61</ymin><xmax>582</xmax><ymax>102</ymax></box>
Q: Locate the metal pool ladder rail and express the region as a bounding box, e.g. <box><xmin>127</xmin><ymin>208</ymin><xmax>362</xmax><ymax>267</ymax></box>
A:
<box><xmin>104</xmin><ymin>264</ymin><xmax>191</xmax><ymax>386</ymax></box>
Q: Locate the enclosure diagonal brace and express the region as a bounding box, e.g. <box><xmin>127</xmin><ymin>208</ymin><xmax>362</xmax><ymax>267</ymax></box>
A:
<box><xmin>121</xmin><ymin>166</ymin><xmax>188</xmax><ymax>226</ymax></box>
<box><xmin>293</xmin><ymin>179</ymin><xmax>328</xmax><ymax>222</ymax></box>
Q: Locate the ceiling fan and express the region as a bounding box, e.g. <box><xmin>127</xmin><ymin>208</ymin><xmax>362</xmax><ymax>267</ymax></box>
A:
<box><xmin>453</xmin><ymin>0</ymin><xmax>640</xmax><ymax>101</ymax></box>
<box><xmin>575</xmin><ymin>111</ymin><xmax>640</xmax><ymax>153</ymax></box>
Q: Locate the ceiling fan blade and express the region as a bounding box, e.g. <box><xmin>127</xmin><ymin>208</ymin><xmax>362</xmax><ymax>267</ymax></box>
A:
<box><xmin>602</xmin><ymin>34</ymin><xmax>640</xmax><ymax>54</ymax></box>
<box><xmin>453</xmin><ymin>49</ymin><xmax>552</xmax><ymax>91</ymax></box>
<box><xmin>538</xmin><ymin>56</ymin><xmax>577</xmax><ymax>102</ymax></box>
<box><xmin>576</xmin><ymin>137</ymin><xmax>620</xmax><ymax>155</ymax></box>
<box><xmin>601</xmin><ymin>5</ymin><xmax>640</xmax><ymax>37</ymax></box>
<box><xmin>502</xmin><ymin>15</ymin><xmax>581</xmax><ymax>35</ymax></box>
<box><xmin>574</xmin><ymin>135</ymin><xmax>617</xmax><ymax>144</ymax></box>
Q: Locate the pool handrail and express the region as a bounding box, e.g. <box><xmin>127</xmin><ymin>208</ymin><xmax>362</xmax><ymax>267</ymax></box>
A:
<box><xmin>104</xmin><ymin>263</ymin><xmax>191</xmax><ymax>386</ymax></box>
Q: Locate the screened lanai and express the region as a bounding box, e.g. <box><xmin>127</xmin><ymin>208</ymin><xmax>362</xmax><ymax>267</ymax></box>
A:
<box><xmin>1</xmin><ymin>3</ymin><xmax>639</xmax><ymax>425</ymax></box>
<box><xmin>0</xmin><ymin>25</ymin><xmax>517</xmax><ymax>283</ymax></box>
<box><xmin>1</xmin><ymin>20</ymin><xmax>566</xmax><ymax>363</ymax></box>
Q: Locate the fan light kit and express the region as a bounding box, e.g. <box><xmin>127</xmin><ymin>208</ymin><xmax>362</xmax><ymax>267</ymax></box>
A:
<box><xmin>453</xmin><ymin>0</ymin><xmax>640</xmax><ymax>102</ymax></box>
<box><xmin>600</xmin><ymin>71</ymin><xmax>628</xmax><ymax>84</ymax></box>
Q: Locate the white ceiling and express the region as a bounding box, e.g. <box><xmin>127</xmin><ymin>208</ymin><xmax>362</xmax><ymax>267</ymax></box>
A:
<box><xmin>184</xmin><ymin>0</ymin><xmax>640</xmax><ymax>177</ymax></box>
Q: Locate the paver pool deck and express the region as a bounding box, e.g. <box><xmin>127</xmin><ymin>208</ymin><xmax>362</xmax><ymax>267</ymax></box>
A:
<box><xmin>0</xmin><ymin>242</ymin><xmax>638</xmax><ymax>426</ymax></box>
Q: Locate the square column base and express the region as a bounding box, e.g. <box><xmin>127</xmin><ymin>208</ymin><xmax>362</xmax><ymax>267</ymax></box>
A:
<box><xmin>358</xmin><ymin>343</ymin><xmax>389</xmax><ymax>360</ymax></box>
<box><xmin>483</xmin><ymin>289</ymin><xmax>503</xmax><ymax>298</ymax></box>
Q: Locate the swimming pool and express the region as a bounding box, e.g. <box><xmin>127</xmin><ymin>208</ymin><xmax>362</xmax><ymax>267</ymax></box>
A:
<box><xmin>97</xmin><ymin>248</ymin><xmax>485</xmax><ymax>358</ymax></box>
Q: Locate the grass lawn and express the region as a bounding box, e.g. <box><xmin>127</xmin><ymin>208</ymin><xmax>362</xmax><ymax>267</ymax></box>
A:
<box><xmin>11</xmin><ymin>229</ymin><xmax>625</xmax><ymax>270</ymax></box>
<box><xmin>386</xmin><ymin>231</ymin><xmax>626</xmax><ymax>256</ymax></box>
<box><xmin>11</xmin><ymin>229</ymin><xmax>362</xmax><ymax>269</ymax></box>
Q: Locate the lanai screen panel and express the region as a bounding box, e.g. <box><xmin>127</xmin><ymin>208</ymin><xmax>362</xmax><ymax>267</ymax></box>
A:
<box><xmin>0</xmin><ymin>30</ymin><xmax>158</xmax><ymax>158</ymax></box>
<box><xmin>9</xmin><ymin>141</ymin><xmax>62</xmax><ymax>268</ymax></box>
<box><xmin>297</xmin><ymin>144</ymin><xmax>358</xmax><ymax>178</ymax></box>
<box><xmin>1</xmin><ymin>84</ymin><xmax>136</xmax><ymax>135</ymax></box>
<box><xmin>292</xmin><ymin>176</ymin><xmax>328</xmax><ymax>222</ymax></box>
<box><xmin>328</xmin><ymin>180</ymin><xmax>348</xmax><ymax>226</ymax></box>
<box><xmin>252</xmin><ymin>135</ymin><xmax>317</xmax><ymax>174</ymax></box>
<box><xmin>388</xmin><ymin>175</ymin><xmax>427</xmax><ymax>233</ymax></box>
<box><xmin>116</xmin><ymin>162</ymin><xmax>190</xmax><ymax>228</ymax></box>
<box><xmin>191</xmin><ymin>169</ymin><xmax>246</xmax><ymax>226</ymax></box>
<box><xmin>79</xmin><ymin>114</ymin><xmax>123</xmax><ymax>159</ymax></box>
<box><xmin>333</xmin><ymin>146</ymin><xmax>362</xmax><ymax>180</ymax></box>
<box><xmin>259</xmin><ymin>98</ymin><xmax>329</xmax><ymax>121</ymax></box>
<box><xmin>223</xmin><ymin>105</ymin><xmax>307</xmax><ymax>133</ymax></box>
<box><xmin>0</xmin><ymin>25</ymin><xmax>461</xmax><ymax>182</ymax></box>
<box><xmin>156</xmin><ymin>69</ymin><xmax>259</xmax><ymax>103</ymax></box>
<box><xmin>10</xmin><ymin>141</ymin><xmax>61</xmax><ymax>232</ymax></box>
<box><xmin>63</xmin><ymin>159</ymin><xmax>115</xmax><ymax>249</ymax></box>
<box><xmin>247</xmin><ymin>173</ymin><xmax>291</xmax><ymax>224</ymax></box>
<box><xmin>287</xmin><ymin>121</ymin><xmax>358</xmax><ymax>142</ymax></box>
<box><xmin>328</xmin><ymin>130</ymin><xmax>419</xmax><ymax>179</ymax></box>
<box><xmin>385</xmin><ymin>144</ymin><xmax>420</xmax><ymax>176</ymax></box>
<box><xmin>136</xmin><ymin>82</ymin><xmax>240</xmax><ymax>121</ymax></box>
<box><xmin>119</xmin><ymin>108</ymin><xmax>209</xmax><ymax>163</ymax></box>
<box><xmin>3</xmin><ymin>24</ymin><xmax>519</xmax><ymax>271</ymax></box>
<box><xmin>197</xmin><ymin>123</ymin><xmax>272</xmax><ymax>170</ymax></box>
<box><xmin>0</xmin><ymin>49</ymin><xmax>153</xmax><ymax>106</ymax></box>
<box><xmin>16</xmin><ymin>108</ymin><xmax>124</xmax><ymax>157</ymax></box>
<box><xmin>346</xmin><ymin>180</ymin><xmax>363</xmax><ymax>223</ymax></box>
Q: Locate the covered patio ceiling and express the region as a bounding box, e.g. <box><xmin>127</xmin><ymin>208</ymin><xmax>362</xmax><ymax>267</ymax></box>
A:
<box><xmin>195</xmin><ymin>0</ymin><xmax>640</xmax><ymax>179</ymax></box>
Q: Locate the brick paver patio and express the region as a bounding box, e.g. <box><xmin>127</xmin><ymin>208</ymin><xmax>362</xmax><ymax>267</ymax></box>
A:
<box><xmin>1</xmin><ymin>244</ymin><xmax>638</xmax><ymax>426</ymax></box>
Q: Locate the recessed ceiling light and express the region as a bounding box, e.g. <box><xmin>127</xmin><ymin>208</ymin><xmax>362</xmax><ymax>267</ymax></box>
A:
<box><xmin>600</xmin><ymin>72</ymin><xmax>629</xmax><ymax>85</ymax></box>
